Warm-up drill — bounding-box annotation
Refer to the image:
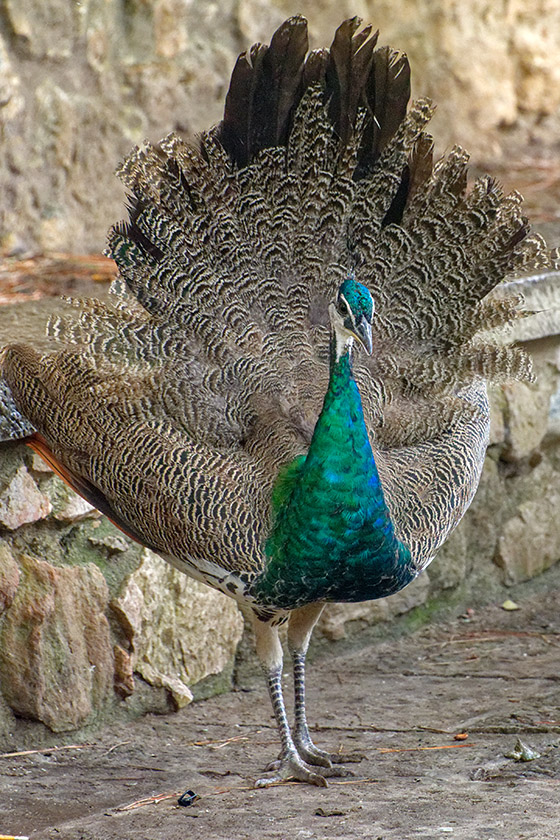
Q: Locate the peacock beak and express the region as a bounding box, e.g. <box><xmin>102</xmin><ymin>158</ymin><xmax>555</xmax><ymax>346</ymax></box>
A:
<box><xmin>355</xmin><ymin>317</ymin><xmax>373</xmax><ymax>355</ymax></box>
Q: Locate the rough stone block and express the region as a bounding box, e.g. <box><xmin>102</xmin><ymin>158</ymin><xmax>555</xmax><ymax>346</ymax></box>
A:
<box><xmin>40</xmin><ymin>474</ymin><xmax>97</xmax><ymax>522</ymax></box>
<box><xmin>4</xmin><ymin>0</ymin><xmax>76</xmax><ymax>60</ymax></box>
<box><xmin>0</xmin><ymin>690</ymin><xmax>15</xmax><ymax>740</ymax></box>
<box><xmin>112</xmin><ymin>549</ymin><xmax>244</xmax><ymax>707</ymax></box>
<box><xmin>0</xmin><ymin>541</ymin><xmax>20</xmax><ymax>614</ymax></box>
<box><xmin>0</xmin><ymin>465</ymin><xmax>51</xmax><ymax>529</ymax></box>
<box><xmin>0</xmin><ymin>555</ymin><xmax>113</xmax><ymax>731</ymax></box>
<box><xmin>487</xmin><ymin>385</ymin><xmax>507</xmax><ymax>446</ymax></box>
<box><xmin>496</xmin><ymin>492</ymin><xmax>560</xmax><ymax>585</ymax></box>
<box><xmin>113</xmin><ymin>644</ymin><xmax>135</xmax><ymax>698</ymax></box>
<box><xmin>501</xmin><ymin>376</ymin><xmax>556</xmax><ymax>461</ymax></box>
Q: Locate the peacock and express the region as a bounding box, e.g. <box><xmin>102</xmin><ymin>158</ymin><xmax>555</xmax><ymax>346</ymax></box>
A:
<box><xmin>0</xmin><ymin>16</ymin><xmax>553</xmax><ymax>786</ymax></box>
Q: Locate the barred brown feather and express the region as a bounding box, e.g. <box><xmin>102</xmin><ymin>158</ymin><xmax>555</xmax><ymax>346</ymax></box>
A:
<box><xmin>1</xmin><ymin>15</ymin><xmax>554</xmax><ymax>587</ymax></box>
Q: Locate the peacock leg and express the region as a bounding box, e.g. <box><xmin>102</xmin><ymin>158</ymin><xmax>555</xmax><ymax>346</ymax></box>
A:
<box><xmin>252</xmin><ymin>612</ymin><xmax>328</xmax><ymax>787</ymax></box>
<box><xmin>288</xmin><ymin>603</ymin><xmax>363</xmax><ymax>770</ymax></box>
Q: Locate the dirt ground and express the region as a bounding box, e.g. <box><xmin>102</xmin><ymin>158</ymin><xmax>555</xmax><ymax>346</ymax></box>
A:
<box><xmin>3</xmin><ymin>571</ymin><xmax>560</xmax><ymax>840</ymax></box>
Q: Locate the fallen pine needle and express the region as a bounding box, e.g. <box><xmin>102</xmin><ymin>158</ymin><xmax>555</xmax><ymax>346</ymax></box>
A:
<box><xmin>118</xmin><ymin>792</ymin><xmax>180</xmax><ymax>810</ymax></box>
<box><xmin>1</xmin><ymin>740</ymin><xmax>131</xmax><ymax>760</ymax></box>
<box><xmin>0</xmin><ymin>743</ymin><xmax>95</xmax><ymax>759</ymax></box>
<box><xmin>377</xmin><ymin>743</ymin><xmax>475</xmax><ymax>754</ymax></box>
<box><xmin>210</xmin><ymin>735</ymin><xmax>251</xmax><ymax>750</ymax></box>
<box><xmin>439</xmin><ymin>630</ymin><xmax>560</xmax><ymax>645</ymax></box>
<box><xmin>102</xmin><ymin>741</ymin><xmax>131</xmax><ymax>756</ymax></box>
<box><xmin>417</xmin><ymin>726</ymin><xmax>455</xmax><ymax>734</ymax></box>
<box><xmin>188</xmin><ymin>733</ymin><xmax>257</xmax><ymax>748</ymax></box>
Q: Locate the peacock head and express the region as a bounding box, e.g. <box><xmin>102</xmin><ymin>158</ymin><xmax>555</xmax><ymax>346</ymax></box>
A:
<box><xmin>329</xmin><ymin>274</ymin><xmax>374</xmax><ymax>358</ymax></box>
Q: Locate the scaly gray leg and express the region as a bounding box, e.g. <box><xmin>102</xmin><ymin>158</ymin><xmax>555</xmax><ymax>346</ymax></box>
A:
<box><xmin>288</xmin><ymin>604</ymin><xmax>363</xmax><ymax>770</ymax></box>
<box><xmin>258</xmin><ymin>663</ymin><xmax>329</xmax><ymax>787</ymax></box>
<box><xmin>252</xmin><ymin>612</ymin><xmax>328</xmax><ymax>787</ymax></box>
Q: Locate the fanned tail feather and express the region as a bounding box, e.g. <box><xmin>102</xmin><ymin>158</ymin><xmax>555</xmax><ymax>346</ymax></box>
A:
<box><xmin>3</xmin><ymin>15</ymin><xmax>555</xmax><ymax>461</ymax></box>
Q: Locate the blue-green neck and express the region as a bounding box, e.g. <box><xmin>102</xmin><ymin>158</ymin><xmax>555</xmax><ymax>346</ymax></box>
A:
<box><xmin>252</xmin><ymin>341</ymin><xmax>415</xmax><ymax>609</ymax></box>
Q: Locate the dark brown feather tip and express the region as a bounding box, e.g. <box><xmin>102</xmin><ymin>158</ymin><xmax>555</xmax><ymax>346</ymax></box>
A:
<box><xmin>216</xmin><ymin>16</ymin><xmax>410</xmax><ymax>174</ymax></box>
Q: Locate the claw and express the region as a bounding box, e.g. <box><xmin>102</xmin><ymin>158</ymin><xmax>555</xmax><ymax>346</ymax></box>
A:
<box><xmin>263</xmin><ymin>758</ymin><xmax>281</xmax><ymax>772</ymax></box>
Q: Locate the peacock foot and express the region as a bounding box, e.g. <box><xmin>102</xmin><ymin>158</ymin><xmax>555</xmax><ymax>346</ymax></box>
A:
<box><xmin>255</xmin><ymin>750</ymin><xmax>329</xmax><ymax>787</ymax></box>
<box><xmin>256</xmin><ymin>747</ymin><xmax>356</xmax><ymax>787</ymax></box>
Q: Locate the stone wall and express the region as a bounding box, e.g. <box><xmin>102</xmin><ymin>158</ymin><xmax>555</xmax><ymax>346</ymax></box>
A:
<box><xmin>1</xmin><ymin>0</ymin><xmax>559</xmax><ymax>256</ymax></box>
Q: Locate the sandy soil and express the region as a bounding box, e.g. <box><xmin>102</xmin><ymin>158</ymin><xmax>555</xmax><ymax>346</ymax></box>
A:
<box><xmin>2</xmin><ymin>575</ymin><xmax>560</xmax><ymax>840</ymax></box>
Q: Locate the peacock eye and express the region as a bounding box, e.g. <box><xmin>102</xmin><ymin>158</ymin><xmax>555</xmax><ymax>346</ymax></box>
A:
<box><xmin>337</xmin><ymin>295</ymin><xmax>351</xmax><ymax>317</ymax></box>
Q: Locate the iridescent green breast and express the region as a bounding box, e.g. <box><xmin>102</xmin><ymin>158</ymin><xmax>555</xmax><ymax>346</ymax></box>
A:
<box><xmin>251</xmin><ymin>349</ymin><xmax>416</xmax><ymax>609</ymax></box>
